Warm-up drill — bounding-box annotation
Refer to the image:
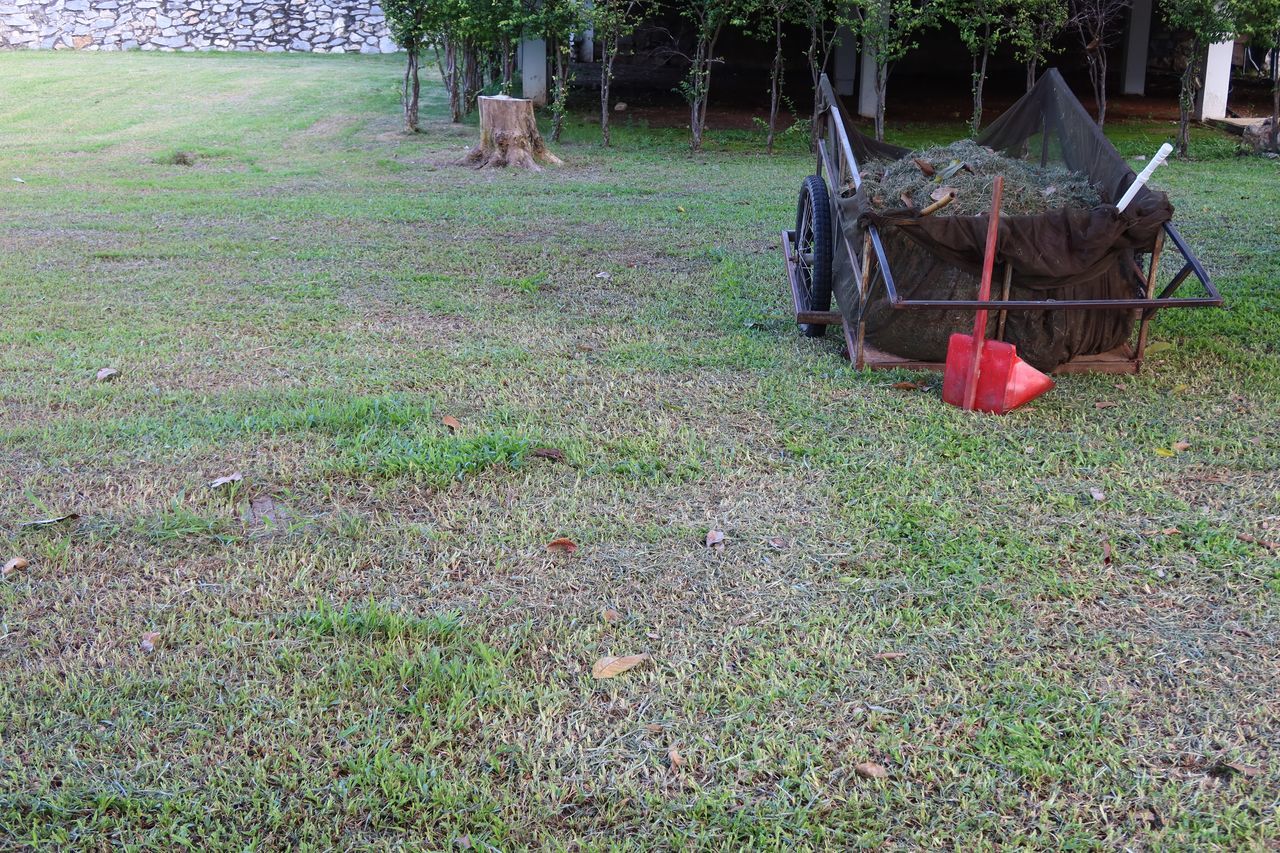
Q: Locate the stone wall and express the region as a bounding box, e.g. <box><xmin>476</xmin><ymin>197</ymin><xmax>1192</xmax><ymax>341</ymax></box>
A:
<box><xmin>0</xmin><ymin>1</ymin><xmax>397</xmax><ymax>53</ymax></box>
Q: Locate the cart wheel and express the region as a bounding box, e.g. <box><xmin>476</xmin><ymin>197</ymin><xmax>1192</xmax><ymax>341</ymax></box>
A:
<box><xmin>795</xmin><ymin>174</ymin><xmax>834</xmax><ymax>337</ymax></box>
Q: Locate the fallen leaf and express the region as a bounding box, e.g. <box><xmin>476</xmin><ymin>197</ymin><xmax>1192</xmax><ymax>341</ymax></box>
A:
<box><xmin>676</xmin><ymin>205</ymin><xmax>686</xmax><ymax>213</ymax></box>
<box><xmin>242</xmin><ymin>496</ymin><xmax>284</xmax><ymax>526</ymax></box>
<box><xmin>766</xmin><ymin>536</ymin><xmax>788</xmax><ymax>550</ymax></box>
<box><xmin>929</xmin><ymin>185</ymin><xmax>956</xmax><ymax>202</ymax></box>
<box><xmin>20</xmin><ymin>513</ymin><xmax>78</xmax><ymax>528</ymax></box>
<box><xmin>601</xmin><ymin>606</ymin><xmax>621</xmax><ymax>623</ymax></box>
<box><xmin>1153</xmin><ymin>447</ymin><xmax>1176</xmax><ymax>457</ymax></box>
<box><xmin>705</xmin><ymin>530</ymin><xmax>725</xmax><ymax>550</ymax></box>
<box><xmin>454</xmin><ymin>836</ymin><xmax>472</xmax><ymax>849</ymax></box>
<box><xmin>13</xmin><ymin>177</ymin><xmax>26</xmax><ymax>183</ymax></box>
<box><xmin>1145</xmin><ymin>341</ymin><xmax>1174</xmax><ymax>355</ymax></box>
<box><xmin>873</xmin><ymin>651</ymin><xmax>907</xmax><ymax>661</ymax></box>
<box><xmin>592</xmin><ymin>653</ymin><xmax>650</xmax><ymax>679</ymax></box>
<box><xmin>1237</xmin><ymin>534</ymin><xmax>1280</xmax><ymax>551</ymax></box>
<box><xmin>1161</xmin><ymin>527</ymin><xmax>1181</xmax><ymax>535</ymax></box>
<box><xmin>1172</xmin><ymin>440</ymin><xmax>1191</xmax><ymax>452</ymax></box>
<box><xmin>3</xmin><ymin>556</ymin><xmax>29</xmax><ymax>578</ymax></box>
<box><xmin>1090</xmin><ymin>488</ymin><xmax>1106</xmax><ymax>502</ymax></box>
<box><xmin>668</xmin><ymin>746</ymin><xmax>685</xmax><ymax>768</ymax></box>
<box><xmin>1094</xmin><ymin>400</ymin><xmax>1118</xmax><ymax>409</ymax></box>
<box><xmin>441</xmin><ymin>415</ymin><xmax>461</xmax><ymax>432</ymax></box>
<box><xmin>546</xmin><ymin>537</ymin><xmax>578</xmax><ymax>554</ymax></box>
<box><xmin>96</xmin><ymin>367</ymin><xmax>120</xmax><ymax>382</ymax></box>
<box><xmin>140</xmin><ymin>631</ymin><xmax>161</xmax><ymax>653</ymax></box>
<box><xmin>594</xmin><ymin>271</ymin><xmax>612</xmax><ymax>280</ymax></box>
<box><xmin>891</xmin><ymin>381</ymin><xmax>925</xmax><ymax>391</ymax></box>
<box><xmin>1042</xmin><ymin>184</ymin><xmax>1058</xmax><ymax>197</ymax></box>
<box><xmin>1223</xmin><ymin>761</ymin><xmax>1262</xmax><ymax>778</ymax></box>
<box><xmin>209</xmin><ymin>471</ymin><xmax>243</xmax><ymax>489</ymax></box>
<box><xmin>1103</xmin><ymin>541</ymin><xmax>1113</xmax><ymax>566</ymax></box>
<box><xmin>644</xmin><ymin>722</ymin><xmax>664</xmax><ymax>733</ymax></box>
<box><xmin>1172</xmin><ymin>383</ymin><xmax>1190</xmax><ymax>394</ymax></box>
<box><xmin>530</xmin><ymin>447</ymin><xmax>566</xmax><ymax>462</ymax></box>
<box><xmin>854</xmin><ymin>761</ymin><xmax>888</xmax><ymax>780</ymax></box>
<box><xmin>912</xmin><ymin>157</ymin><xmax>936</xmax><ymax>177</ymax></box>
<box><xmin>899</xmin><ymin>192</ymin><xmax>913</xmax><ymax>207</ymax></box>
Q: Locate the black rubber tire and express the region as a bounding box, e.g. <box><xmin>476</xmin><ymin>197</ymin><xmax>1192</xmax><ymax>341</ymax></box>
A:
<box><xmin>795</xmin><ymin>174</ymin><xmax>834</xmax><ymax>337</ymax></box>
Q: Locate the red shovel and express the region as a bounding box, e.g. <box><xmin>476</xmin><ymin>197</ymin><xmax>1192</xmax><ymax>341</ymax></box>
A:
<box><xmin>942</xmin><ymin>176</ymin><xmax>1054</xmax><ymax>414</ymax></box>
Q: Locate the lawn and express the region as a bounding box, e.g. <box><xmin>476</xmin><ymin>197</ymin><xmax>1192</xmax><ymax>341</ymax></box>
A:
<box><xmin>0</xmin><ymin>52</ymin><xmax>1277</xmax><ymax>849</ymax></box>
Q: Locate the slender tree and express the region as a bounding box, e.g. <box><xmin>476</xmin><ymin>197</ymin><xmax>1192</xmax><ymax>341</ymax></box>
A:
<box><xmin>538</xmin><ymin>0</ymin><xmax>589</xmax><ymax>142</ymax></box>
<box><xmin>679</xmin><ymin>0</ymin><xmax>738</xmax><ymax>151</ymax></box>
<box><xmin>384</xmin><ymin>0</ymin><xmax>432</xmax><ymax>131</ymax></box>
<box><xmin>942</xmin><ymin>0</ymin><xmax>1009</xmax><ymax>133</ymax></box>
<box><xmin>1166</xmin><ymin>0</ymin><xmax>1242</xmax><ymax>156</ymax></box>
<box><xmin>852</xmin><ymin>0</ymin><xmax>934</xmax><ymax>141</ymax></box>
<box><xmin>1240</xmin><ymin>0</ymin><xmax>1280</xmax><ymax>149</ymax></box>
<box><xmin>798</xmin><ymin>0</ymin><xmax>851</xmax><ymax>148</ymax></box>
<box><xmin>1067</xmin><ymin>0</ymin><xmax>1130</xmax><ymax>126</ymax></box>
<box><xmin>595</xmin><ymin>0</ymin><xmax>644</xmax><ymax>145</ymax></box>
<box><xmin>1011</xmin><ymin>0</ymin><xmax>1068</xmax><ymax>90</ymax></box>
<box><xmin>747</xmin><ymin>0</ymin><xmax>798</xmax><ymax>153</ymax></box>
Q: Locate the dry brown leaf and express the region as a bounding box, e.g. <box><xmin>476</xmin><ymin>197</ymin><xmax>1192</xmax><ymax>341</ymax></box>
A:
<box><xmin>530</xmin><ymin>447</ymin><xmax>566</xmax><ymax>462</ymax></box>
<box><xmin>140</xmin><ymin>631</ymin><xmax>161</xmax><ymax>653</ymax></box>
<box><xmin>912</xmin><ymin>157</ymin><xmax>936</xmax><ymax>177</ymax></box>
<box><xmin>20</xmin><ymin>513</ymin><xmax>78</xmax><ymax>528</ymax></box>
<box><xmin>1237</xmin><ymin>534</ymin><xmax>1280</xmax><ymax>551</ymax></box>
<box><xmin>546</xmin><ymin>537</ymin><xmax>578</xmax><ymax>554</ymax></box>
<box><xmin>1224</xmin><ymin>761</ymin><xmax>1262</xmax><ymax>778</ymax></box>
<box><xmin>441</xmin><ymin>415</ymin><xmax>462</xmax><ymax>432</ymax></box>
<box><xmin>891</xmin><ymin>381</ymin><xmax>925</xmax><ymax>391</ymax></box>
<box><xmin>3</xmin><ymin>556</ymin><xmax>29</xmax><ymax>578</ymax></box>
<box><xmin>242</xmin><ymin>496</ymin><xmax>284</xmax><ymax>526</ymax></box>
<box><xmin>209</xmin><ymin>471</ymin><xmax>243</xmax><ymax>489</ymax></box>
<box><xmin>96</xmin><ymin>367</ymin><xmax>120</xmax><ymax>382</ymax></box>
<box><xmin>854</xmin><ymin>761</ymin><xmax>888</xmax><ymax>780</ymax></box>
<box><xmin>1090</xmin><ymin>488</ymin><xmax>1106</xmax><ymax>502</ymax></box>
<box><xmin>1103</xmin><ymin>541</ymin><xmax>1113</xmax><ymax>566</ymax></box>
<box><xmin>705</xmin><ymin>530</ymin><xmax>725</xmax><ymax>550</ymax></box>
<box><xmin>1094</xmin><ymin>400</ymin><xmax>1118</xmax><ymax>409</ymax></box>
<box><xmin>899</xmin><ymin>192</ymin><xmax>913</xmax><ymax>207</ymax></box>
<box><xmin>1161</xmin><ymin>527</ymin><xmax>1181</xmax><ymax>535</ymax></box>
<box><xmin>668</xmin><ymin>746</ymin><xmax>685</xmax><ymax>768</ymax></box>
<box><xmin>873</xmin><ymin>651</ymin><xmax>907</xmax><ymax>661</ymax></box>
<box><xmin>766</xmin><ymin>536</ymin><xmax>788</xmax><ymax>550</ymax></box>
<box><xmin>601</xmin><ymin>606</ymin><xmax>621</xmax><ymax>624</ymax></box>
<box><xmin>1173</xmin><ymin>440</ymin><xmax>1191</xmax><ymax>452</ymax></box>
<box><xmin>929</xmin><ymin>185</ymin><xmax>957</xmax><ymax>202</ymax></box>
<box><xmin>644</xmin><ymin>722</ymin><xmax>664</xmax><ymax>734</ymax></box>
<box><xmin>592</xmin><ymin>653</ymin><xmax>650</xmax><ymax>679</ymax></box>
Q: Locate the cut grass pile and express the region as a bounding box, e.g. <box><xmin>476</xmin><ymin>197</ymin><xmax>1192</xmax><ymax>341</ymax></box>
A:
<box><xmin>0</xmin><ymin>52</ymin><xmax>1277</xmax><ymax>848</ymax></box>
<box><xmin>862</xmin><ymin>139</ymin><xmax>1101</xmax><ymax>214</ymax></box>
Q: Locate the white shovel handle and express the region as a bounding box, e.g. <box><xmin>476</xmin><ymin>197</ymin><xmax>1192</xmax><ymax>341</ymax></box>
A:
<box><xmin>1116</xmin><ymin>143</ymin><xmax>1173</xmax><ymax>213</ymax></box>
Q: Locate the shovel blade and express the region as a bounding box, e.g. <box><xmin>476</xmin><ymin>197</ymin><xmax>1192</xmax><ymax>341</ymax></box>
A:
<box><xmin>942</xmin><ymin>334</ymin><xmax>1055</xmax><ymax>414</ymax></box>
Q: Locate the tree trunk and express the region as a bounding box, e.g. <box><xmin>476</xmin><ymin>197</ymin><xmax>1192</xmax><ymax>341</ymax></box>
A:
<box><xmin>1272</xmin><ymin>38</ymin><xmax>1279</xmax><ymax>149</ymax></box>
<box><xmin>1086</xmin><ymin>46</ymin><xmax>1108</xmax><ymax>127</ymax></box>
<box><xmin>601</xmin><ymin>38</ymin><xmax>616</xmax><ymax>146</ymax></box>
<box><xmin>463</xmin><ymin>42</ymin><xmax>482</xmax><ymax>116</ymax></box>
<box><xmin>875</xmin><ymin>63</ymin><xmax>889</xmax><ymax>142</ymax></box>
<box><xmin>1026</xmin><ymin>58</ymin><xmax>1038</xmax><ymax>93</ymax></box>
<box><xmin>766</xmin><ymin>11</ymin><xmax>784</xmax><ymax>154</ymax></box>
<box><xmin>442</xmin><ymin>40</ymin><xmax>464</xmax><ymax>123</ymax></box>
<box><xmin>500</xmin><ymin>37</ymin><xmax>515</xmax><ymax>94</ymax></box>
<box><xmin>403</xmin><ymin>45</ymin><xmax>420</xmax><ymax>133</ymax></box>
<box><xmin>1177</xmin><ymin>49</ymin><xmax>1196</xmax><ymax>158</ymax></box>
<box><xmin>459</xmin><ymin>95</ymin><xmax>564</xmax><ymax>171</ymax></box>
<box><xmin>552</xmin><ymin>38</ymin><xmax>571</xmax><ymax>143</ymax></box>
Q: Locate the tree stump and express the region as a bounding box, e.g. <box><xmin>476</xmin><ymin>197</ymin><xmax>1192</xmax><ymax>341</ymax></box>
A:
<box><xmin>458</xmin><ymin>95</ymin><xmax>562</xmax><ymax>171</ymax></box>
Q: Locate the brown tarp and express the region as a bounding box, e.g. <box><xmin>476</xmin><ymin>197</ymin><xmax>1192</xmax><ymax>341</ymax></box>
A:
<box><xmin>830</xmin><ymin>69</ymin><xmax>1171</xmax><ymax>372</ymax></box>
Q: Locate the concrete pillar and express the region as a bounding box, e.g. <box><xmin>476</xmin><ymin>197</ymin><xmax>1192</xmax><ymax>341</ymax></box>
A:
<box><xmin>857</xmin><ymin>39</ymin><xmax>878</xmax><ymax>119</ymax></box>
<box><xmin>519</xmin><ymin>37</ymin><xmax>547</xmax><ymax>106</ymax></box>
<box><xmin>1122</xmin><ymin>0</ymin><xmax>1152</xmax><ymax>95</ymax></box>
<box><xmin>832</xmin><ymin>25</ymin><xmax>857</xmax><ymax>97</ymax></box>
<box><xmin>1196</xmin><ymin>39</ymin><xmax>1234</xmax><ymax>120</ymax></box>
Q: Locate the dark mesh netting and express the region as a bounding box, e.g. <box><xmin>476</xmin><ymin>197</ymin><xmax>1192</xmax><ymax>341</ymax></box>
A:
<box><xmin>830</xmin><ymin>69</ymin><xmax>1172</xmax><ymax>372</ymax></box>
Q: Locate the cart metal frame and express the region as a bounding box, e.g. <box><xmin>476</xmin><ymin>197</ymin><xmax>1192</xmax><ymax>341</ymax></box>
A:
<box><xmin>783</xmin><ymin>76</ymin><xmax>1223</xmax><ymax>375</ymax></box>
